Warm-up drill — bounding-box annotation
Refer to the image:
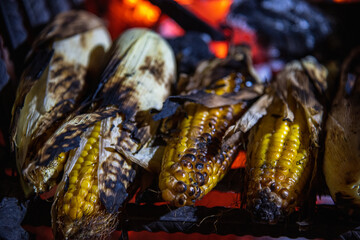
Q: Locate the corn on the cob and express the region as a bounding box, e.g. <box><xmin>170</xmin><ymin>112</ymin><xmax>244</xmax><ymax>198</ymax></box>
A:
<box><xmin>323</xmin><ymin>48</ymin><xmax>360</xmax><ymax>209</ymax></box>
<box><xmin>52</xmin><ymin>28</ymin><xmax>176</xmax><ymax>239</ymax></box>
<box><xmin>11</xmin><ymin>11</ymin><xmax>111</xmax><ymax>194</ymax></box>
<box><xmin>53</xmin><ymin>122</ymin><xmax>118</xmax><ymax>239</ymax></box>
<box><xmin>246</xmin><ymin>100</ymin><xmax>311</xmax><ymax>222</ymax></box>
<box><xmin>245</xmin><ymin>58</ymin><xmax>327</xmax><ymax>223</ymax></box>
<box><xmin>159</xmin><ymin>74</ymin><xmax>248</xmax><ymax>207</ymax></box>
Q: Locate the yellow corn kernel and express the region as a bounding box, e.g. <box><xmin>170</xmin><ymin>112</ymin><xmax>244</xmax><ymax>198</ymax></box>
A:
<box><xmin>59</xmin><ymin>122</ymin><xmax>101</xmax><ymax>221</ymax></box>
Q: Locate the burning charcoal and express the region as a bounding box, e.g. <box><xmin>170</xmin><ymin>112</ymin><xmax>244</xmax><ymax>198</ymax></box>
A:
<box><xmin>167</xmin><ymin>32</ymin><xmax>214</xmax><ymax>74</ymax></box>
<box><xmin>0</xmin><ymin>0</ymin><xmax>27</xmax><ymax>50</ymax></box>
<box><xmin>227</xmin><ymin>0</ymin><xmax>332</xmax><ymax>57</ymax></box>
<box><xmin>21</xmin><ymin>0</ymin><xmax>51</xmax><ymax>28</ymax></box>
<box><xmin>71</xmin><ymin>0</ymin><xmax>85</xmax><ymax>7</ymax></box>
<box><xmin>0</xmin><ymin>198</ymin><xmax>28</xmax><ymax>240</ymax></box>
<box><xmin>46</xmin><ymin>0</ymin><xmax>71</xmax><ymax>16</ymax></box>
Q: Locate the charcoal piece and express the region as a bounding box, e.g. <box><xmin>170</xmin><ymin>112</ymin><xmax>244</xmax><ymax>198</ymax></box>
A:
<box><xmin>0</xmin><ymin>58</ymin><xmax>9</xmax><ymax>92</ymax></box>
<box><xmin>0</xmin><ymin>0</ymin><xmax>27</xmax><ymax>50</ymax></box>
<box><xmin>227</xmin><ymin>0</ymin><xmax>332</xmax><ymax>57</ymax></box>
<box><xmin>21</xmin><ymin>0</ymin><xmax>51</xmax><ymax>28</ymax></box>
<box><xmin>70</xmin><ymin>0</ymin><xmax>85</xmax><ymax>7</ymax></box>
<box><xmin>0</xmin><ymin>198</ymin><xmax>28</xmax><ymax>240</ymax></box>
<box><xmin>149</xmin><ymin>0</ymin><xmax>225</xmax><ymax>41</ymax></box>
<box><xmin>167</xmin><ymin>32</ymin><xmax>214</xmax><ymax>74</ymax></box>
<box><xmin>46</xmin><ymin>0</ymin><xmax>71</xmax><ymax>16</ymax></box>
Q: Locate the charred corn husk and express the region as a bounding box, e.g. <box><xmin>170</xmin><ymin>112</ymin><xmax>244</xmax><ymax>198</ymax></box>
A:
<box><xmin>245</xmin><ymin>58</ymin><xmax>327</xmax><ymax>223</ymax></box>
<box><xmin>324</xmin><ymin>48</ymin><xmax>360</xmax><ymax>209</ymax></box>
<box><xmin>159</xmin><ymin>72</ymin><xmax>257</xmax><ymax>207</ymax></box>
<box><xmin>52</xmin><ymin>28</ymin><xmax>176</xmax><ymax>239</ymax></box>
<box><xmin>11</xmin><ymin>11</ymin><xmax>111</xmax><ymax>193</ymax></box>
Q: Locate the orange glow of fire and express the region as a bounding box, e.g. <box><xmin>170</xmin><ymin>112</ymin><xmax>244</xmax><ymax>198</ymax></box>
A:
<box><xmin>333</xmin><ymin>0</ymin><xmax>360</xmax><ymax>2</ymax></box>
<box><xmin>209</xmin><ymin>41</ymin><xmax>229</xmax><ymax>59</ymax></box>
<box><xmin>107</xmin><ymin>0</ymin><xmax>161</xmax><ymax>39</ymax></box>
<box><xmin>231</xmin><ymin>150</ymin><xmax>246</xmax><ymax>169</ymax></box>
<box><xmin>157</xmin><ymin>17</ymin><xmax>185</xmax><ymax>38</ymax></box>
<box><xmin>176</xmin><ymin>0</ymin><xmax>233</xmax><ymax>27</ymax></box>
<box><xmin>195</xmin><ymin>190</ymin><xmax>241</xmax><ymax>208</ymax></box>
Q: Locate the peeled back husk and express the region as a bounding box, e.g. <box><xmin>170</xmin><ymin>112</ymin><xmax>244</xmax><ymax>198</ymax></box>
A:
<box><xmin>11</xmin><ymin>10</ymin><xmax>112</xmax><ymax>194</ymax></box>
<box><xmin>323</xmin><ymin>48</ymin><xmax>360</xmax><ymax>210</ymax></box>
<box><xmin>51</xmin><ymin>28</ymin><xmax>176</xmax><ymax>239</ymax></box>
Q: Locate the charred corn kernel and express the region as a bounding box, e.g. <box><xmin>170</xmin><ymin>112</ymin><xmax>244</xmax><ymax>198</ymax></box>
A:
<box><xmin>246</xmin><ymin>105</ymin><xmax>312</xmax><ymax>223</ymax></box>
<box><xmin>159</xmin><ymin>75</ymin><xmax>246</xmax><ymax>207</ymax></box>
<box><xmin>58</xmin><ymin>122</ymin><xmax>101</xmax><ymax>221</ymax></box>
<box><xmin>30</xmin><ymin>152</ymin><xmax>69</xmax><ymax>192</ymax></box>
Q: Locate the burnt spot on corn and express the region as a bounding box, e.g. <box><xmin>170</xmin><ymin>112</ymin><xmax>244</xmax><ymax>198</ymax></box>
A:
<box><xmin>174</xmin><ymin>181</ymin><xmax>187</xmax><ymax>193</ymax></box>
<box><xmin>159</xmin><ymin>75</ymin><xmax>245</xmax><ymax>206</ymax></box>
<box><xmin>94</xmin><ymin>57</ymin><xmax>122</xmax><ymax>98</ymax></box>
<box><xmin>48</xmin><ymin>57</ymin><xmax>86</xmax><ymax>99</ymax></box>
<box><xmin>99</xmin><ymin>152</ymin><xmax>138</xmax><ymax>213</ymax></box>
<box><xmin>183</xmin><ymin>153</ymin><xmax>196</xmax><ymax>162</ymax></box>
<box><xmin>99</xmin><ymin>80</ymin><xmax>140</xmax><ymax>122</ymax></box>
<box><xmin>33</xmin><ymin>11</ymin><xmax>104</xmax><ymax>48</ymax></box>
<box><xmin>251</xmin><ymin>189</ymin><xmax>283</xmax><ymax>223</ymax></box>
<box><xmin>139</xmin><ymin>56</ymin><xmax>165</xmax><ymax>84</ymax></box>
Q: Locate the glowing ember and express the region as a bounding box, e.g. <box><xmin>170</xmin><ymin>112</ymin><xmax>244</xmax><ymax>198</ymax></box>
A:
<box><xmin>209</xmin><ymin>41</ymin><xmax>228</xmax><ymax>58</ymax></box>
<box><xmin>195</xmin><ymin>190</ymin><xmax>241</xmax><ymax>208</ymax></box>
<box><xmin>231</xmin><ymin>151</ymin><xmax>246</xmax><ymax>169</ymax></box>
<box><xmin>333</xmin><ymin>0</ymin><xmax>360</xmax><ymax>2</ymax></box>
<box><xmin>107</xmin><ymin>0</ymin><xmax>161</xmax><ymax>38</ymax></box>
<box><xmin>157</xmin><ymin>17</ymin><xmax>185</xmax><ymax>38</ymax></box>
<box><xmin>176</xmin><ymin>0</ymin><xmax>233</xmax><ymax>27</ymax></box>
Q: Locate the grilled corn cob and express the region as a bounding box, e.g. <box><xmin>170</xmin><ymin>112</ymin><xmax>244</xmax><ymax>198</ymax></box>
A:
<box><xmin>52</xmin><ymin>28</ymin><xmax>176</xmax><ymax>239</ymax></box>
<box><xmin>11</xmin><ymin>11</ymin><xmax>111</xmax><ymax>193</ymax></box>
<box><xmin>245</xmin><ymin>58</ymin><xmax>327</xmax><ymax>223</ymax></box>
<box><xmin>323</xmin><ymin>48</ymin><xmax>360</xmax><ymax>209</ymax></box>
<box><xmin>159</xmin><ymin>73</ymin><xmax>255</xmax><ymax>207</ymax></box>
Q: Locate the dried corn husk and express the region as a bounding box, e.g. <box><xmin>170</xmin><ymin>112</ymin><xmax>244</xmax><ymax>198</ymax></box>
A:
<box><xmin>50</xmin><ymin>28</ymin><xmax>176</xmax><ymax>239</ymax></box>
<box><xmin>323</xmin><ymin>48</ymin><xmax>360</xmax><ymax>210</ymax></box>
<box><xmin>11</xmin><ymin>10</ymin><xmax>112</xmax><ymax>194</ymax></box>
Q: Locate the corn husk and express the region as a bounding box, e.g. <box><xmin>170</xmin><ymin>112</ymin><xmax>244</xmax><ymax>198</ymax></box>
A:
<box><xmin>323</xmin><ymin>48</ymin><xmax>360</xmax><ymax>210</ymax></box>
<box><xmin>51</xmin><ymin>28</ymin><xmax>176</xmax><ymax>239</ymax></box>
<box><xmin>11</xmin><ymin>10</ymin><xmax>112</xmax><ymax>194</ymax></box>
